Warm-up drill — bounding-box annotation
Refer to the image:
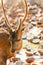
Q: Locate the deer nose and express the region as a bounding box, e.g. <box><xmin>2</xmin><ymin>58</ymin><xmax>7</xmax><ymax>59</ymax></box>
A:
<box><xmin>11</xmin><ymin>49</ymin><xmax>15</xmax><ymax>53</ymax></box>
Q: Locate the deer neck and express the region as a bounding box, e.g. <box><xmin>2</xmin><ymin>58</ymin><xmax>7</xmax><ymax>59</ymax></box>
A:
<box><xmin>0</xmin><ymin>56</ymin><xmax>6</xmax><ymax>65</ymax></box>
<box><xmin>0</xmin><ymin>50</ymin><xmax>7</xmax><ymax>65</ymax></box>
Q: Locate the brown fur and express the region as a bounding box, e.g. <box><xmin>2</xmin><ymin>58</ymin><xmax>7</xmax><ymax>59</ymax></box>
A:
<box><xmin>0</xmin><ymin>33</ymin><xmax>15</xmax><ymax>65</ymax></box>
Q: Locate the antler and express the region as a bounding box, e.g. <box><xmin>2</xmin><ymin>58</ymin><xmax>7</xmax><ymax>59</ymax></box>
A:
<box><xmin>1</xmin><ymin>0</ymin><xmax>12</xmax><ymax>33</ymax></box>
<box><xmin>18</xmin><ymin>0</ymin><xmax>28</xmax><ymax>30</ymax></box>
<box><xmin>1</xmin><ymin>0</ymin><xmax>27</xmax><ymax>33</ymax></box>
<box><xmin>21</xmin><ymin>0</ymin><xmax>28</xmax><ymax>23</ymax></box>
<box><xmin>17</xmin><ymin>0</ymin><xmax>28</xmax><ymax>39</ymax></box>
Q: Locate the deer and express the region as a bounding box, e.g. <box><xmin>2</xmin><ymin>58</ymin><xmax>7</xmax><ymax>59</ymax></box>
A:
<box><xmin>0</xmin><ymin>0</ymin><xmax>27</xmax><ymax>65</ymax></box>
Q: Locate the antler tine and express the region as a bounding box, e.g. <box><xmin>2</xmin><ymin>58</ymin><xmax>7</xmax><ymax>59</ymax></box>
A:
<box><xmin>19</xmin><ymin>0</ymin><xmax>28</xmax><ymax>32</ymax></box>
<box><xmin>1</xmin><ymin>0</ymin><xmax>12</xmax><ymax>33</ymax></box>
<box><xmin>18</xmin><ymin>0</ymin><xmax>28</xmax><ymax>30</ymax></box>
<box><xmin>21</xmin><ymin>0</ymin><xmax>28</xmax><ymax>24</ymax></box>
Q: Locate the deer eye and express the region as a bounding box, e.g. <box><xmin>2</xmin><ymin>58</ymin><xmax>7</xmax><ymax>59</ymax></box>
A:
<box><xmin>37</xmin><ymin>22</ymin><xmax>42</xmax><ymax>25</ymax></box>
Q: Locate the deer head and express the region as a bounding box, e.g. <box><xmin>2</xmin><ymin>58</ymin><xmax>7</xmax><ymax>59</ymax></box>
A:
<box><xmin>1</xmin><ymin>0</ymin><xmax>28</xmax><ymax>53</ymax></box>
